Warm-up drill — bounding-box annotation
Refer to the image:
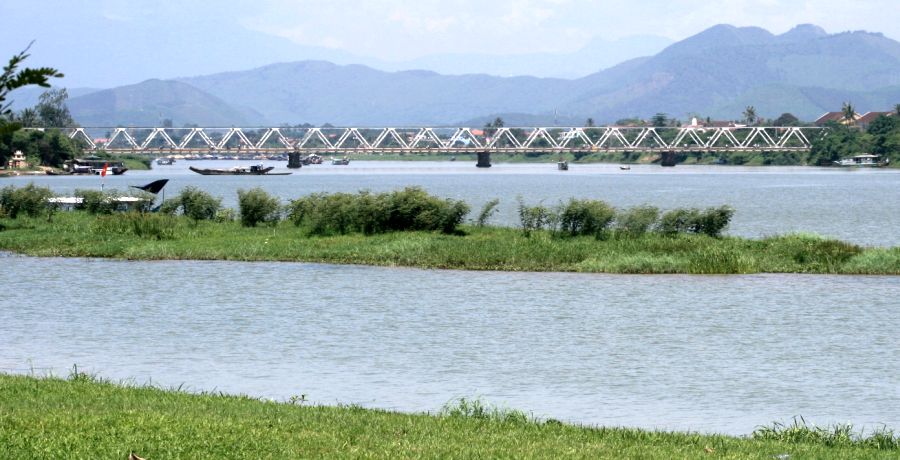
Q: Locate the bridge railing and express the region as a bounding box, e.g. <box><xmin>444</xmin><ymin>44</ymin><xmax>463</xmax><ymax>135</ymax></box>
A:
<box><xmin>29</xmin><ymin>126</ymin><xmax>826</xmax><ymax>154</ymax></box>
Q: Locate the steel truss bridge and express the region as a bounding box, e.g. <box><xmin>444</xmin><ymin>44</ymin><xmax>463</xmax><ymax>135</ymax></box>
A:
<box><xmin>44</xmin><ymin>126</ymin><xmax>824</xmax><ymax>155</ymax></box>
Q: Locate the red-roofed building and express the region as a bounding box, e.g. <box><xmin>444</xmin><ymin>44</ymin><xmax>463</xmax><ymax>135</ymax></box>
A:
<box><xmin>857</xmin><ymin>112</ymin><xmax>895</xmax><ymax>129</ymax></box>
<box><xmin>815</xmin><ymin>111</ymin><xmax>859</xmax><ymax>126</ymax></box>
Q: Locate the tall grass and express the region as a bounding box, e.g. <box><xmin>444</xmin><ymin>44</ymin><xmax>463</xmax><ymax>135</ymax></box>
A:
<box><xmin>1</xmin><ymin>373</ymin><xmax>896</xmax><ymax>459</ymax></box>
<box><xmin>753</xmin><ymin>417</ymin><xmax>899</xmax><ymax>450</ymax></box>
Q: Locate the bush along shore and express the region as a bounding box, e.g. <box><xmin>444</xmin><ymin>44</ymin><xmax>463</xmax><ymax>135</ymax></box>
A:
<box><xmin>1</xmin><ymin>373</ymin><xmax>897</xmax><ymax>459</ymax></box>
<box><xmin>1</xmin><ymin>183</ymin><xmax>898</xmax><ymax>274</ymax></box>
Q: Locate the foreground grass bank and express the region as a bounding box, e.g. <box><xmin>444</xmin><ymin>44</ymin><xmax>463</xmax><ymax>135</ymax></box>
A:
<box><xmin>1</xmin><ymin>374</ymin><xmax>896</xmax><ymax>459</ymax></box>
<box><xmin>0</xmin><ymin>212</ymin><xmax>898</xmax><ymax>274</ymax></box>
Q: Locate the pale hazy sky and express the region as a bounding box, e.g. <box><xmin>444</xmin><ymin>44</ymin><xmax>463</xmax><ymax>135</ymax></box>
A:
<box><xmin>1</xmin><ymin>0</ymin><xmax>898</xmax><ymax>87</ymax></box>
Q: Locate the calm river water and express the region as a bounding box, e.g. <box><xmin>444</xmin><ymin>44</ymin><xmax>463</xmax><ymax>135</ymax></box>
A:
<box><xmin>1</xmin><ymin>254</ymin><xmax>899</xmax><ymax>435</ymax></box>
<box><xmin>6</xmin><ymin>160</ymin><xmax>900</xmax><ymax>246</ymax></box>
<box><xmin>2</xmin><ymin>161</ymin><xmax>899</xmax><ymax>435</ymax></box>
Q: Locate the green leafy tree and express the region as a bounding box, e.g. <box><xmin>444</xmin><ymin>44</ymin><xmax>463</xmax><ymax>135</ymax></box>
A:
<box><xmin>35</xmin><ymin>88</ymin><xmax>74</xmax><ymax>128</ymax></box>
<box><xmin>841</xmin><ymin>102</ymin><xmax>856</xmax><ymax>125</ymax></box>
<box><xmin>773</xmin><ymin>113</ymin><xmax>800</xmax><ymax>127</ymax></box>
<box><xmin>894</xmin><ymin>103</ymin><xmax>900</xmax><ymax>117</ymax></box>
<box><xmin>743</xmin><ymin>106</ymin><xmax>757</xmax><ymax>125</ymax></box>
<box><xmin>16</xmin><ymin>107</ymin><xmax>39</xmax><ymax>127</ymax></box>
<box><xmin>650</xmin><ymin>113</ymin><xmax>668</xmax><ymax>128</ymax></box>
<box><xmin>0</xmin><ymin>43</ymin><xmax>63</xmax><ymax>167</ymax></box>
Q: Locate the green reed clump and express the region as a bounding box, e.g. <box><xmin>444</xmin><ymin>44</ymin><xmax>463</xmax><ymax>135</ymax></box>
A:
<box><xmin>658</xmin><ymin>206</ymin><xmax>734</xmax><ymax>237</ymax></box>
<box><xmin>615</xmin><ymin>205</ymin><xmax>660</xmax><ymax>236</ymax></box>
<box><xmin>238</xmin><ymin>187</ymin><xmax>281</xmax><ymax>227</ymax></box>
<box><xmin>557</xmin><ymin>198</ymin><xmax>616</xmax><ymax>238</ymax></box>
<box><xmin>753</xmin><ymin>417</ymin><xmax>899</xmax><ymax>450</ymax></box>
<box><xmin>91</xmin><ymin>212</ymin><xmax>180</xmax><ymax>240</ymax></box>
<box><xmin>475</xmin><ymin>198</ymin><xmax>500</xmax><ymax>227</ymax></box>
<box><xmin>288</xmin><ymin>187</ymin><xmax>469</xmax><ymax>235</ymax></box>
<box><xmin>159</xmin><ymin>186</ymin><xmax>222</xmax><ymax>221</ymax></box>
<box><xmin>0</xmin><ymin>183</ymin><xmax>54</xmax><ymax>218</ymax></box>
<box><xmin>441</xmin><ymin>398</ymin><xmax>531</xmax><ymax>425</ymax></box>
<box><xmin>74</xmin><ymin>189</ymin><xmax>153</xmax><ymax>214</ymax></box>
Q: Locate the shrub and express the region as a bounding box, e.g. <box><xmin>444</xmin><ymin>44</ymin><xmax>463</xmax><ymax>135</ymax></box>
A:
<box><xmin>517</xmin><ymin>199</ymin><xmax>551</xmax><ymax>237</ymax></box>
<box><xmin>156</xmin><ymin>187</ymin><xmax>221</xmax><ymax>220</ymax></box>
<box><xmin>475</xmin><ymin>198</ymin><xmax>500</xmax><ymax>227</ymax></box>
<box><xmin>694</xmin><ymin>205</ymin><xmax>734</xmax><ymax>237</ymax></box>
<box><xmin>658</xmin><ymin>208</ymin><xmax>700</xmax><ymax>235</ymax></box>
<box><xmin>0</xmin><ymin>183</ymin><xmax>54</xmax><ymax>218</ymax></box>
<box><xmin>238</xmin><ymin>187</ymin><xmax>281</xmax><ymax>227</ymax></box>
<box><xmin>75</xmin><ymin>189</ymin><xmax>121</xmax><ymax>214</ymax></box>
<box><xmin>382</xmin><ymin>187</ymin><xmax>469</xmax><ymax>234</ymax></box>
<box><xmin>557</xmin><ymin>198</ymin><xmax>615</xmax><ymax>238</ymax></box>
<box><xmin>616</xmin><ymin>205</ymin><xmax>659</xmax><ymax>236</ymax></box>
<box><xmin>287</xmin><ymin>187</ymin><xmax>469</xmax><ymax>235</ymax></box>
<box><xmin>179</xmin><ymin>186</ymin><xmax>222</xmax><ymax>221</ymax></box>
<box><xmin>658</xmin><ymin>206</ymin><xmax>734</xmax><ymax>237</ymax></box>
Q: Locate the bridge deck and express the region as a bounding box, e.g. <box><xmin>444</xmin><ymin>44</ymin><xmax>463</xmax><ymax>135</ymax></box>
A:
<box><xmin>32</xmin><ymin>126</ymin><xmax>824</xmax><ymax>154</ymax></box>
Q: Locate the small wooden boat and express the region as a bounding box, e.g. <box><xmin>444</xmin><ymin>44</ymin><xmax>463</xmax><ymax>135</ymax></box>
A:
<box><xmin>620</xmin><ymin>165</ymin><xmax>631</xmax><ymax>170</ymax></box>
<box><xmin>557</xmin><ymin>160</ymin><xmax>569</xmax><ymax>171</ymax></box>
<box><xmin>331</xmin><ymin>157</ymin><xmax>350</xmax><ymax>165</ymax></box>
<box><xmin>156</xmin><ymin>158</ymin><xmax>176</xmax><ymax>165</ymax></box>
<box><xmin>189</xmin><ymin>165</ymin><xmax>292</xmax><ymax>175</ymax></box>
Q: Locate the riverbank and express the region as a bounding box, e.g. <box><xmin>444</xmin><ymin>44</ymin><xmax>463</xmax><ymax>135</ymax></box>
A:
<box><xmin>0</xmin><ymin>212</ymin><xmax>897</xmax><ymax>274</ymax></box>
<box><xmin>0</xmin><ymin>373</ymin><xmax>895</xmax><ymax>459</ymax></box>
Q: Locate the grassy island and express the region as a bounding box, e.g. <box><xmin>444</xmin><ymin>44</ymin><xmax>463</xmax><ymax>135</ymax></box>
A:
<box><xmin>1</xmin><ymin>184</ymin><xmax>898</xmax><ymax>274</ymax></box>
<box><xmin>0</xmin><ymin>212</ymin><xmax>898</xmax><ymax>274</ymax></box>
<box><xmin>1</xmin><ymin>373</ymin><xmax>896</xmax><ymax>459</ymax></box>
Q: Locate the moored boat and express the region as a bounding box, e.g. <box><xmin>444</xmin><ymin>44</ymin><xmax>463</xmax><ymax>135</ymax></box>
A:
<box><xmin>331</xmin><ymin>157</ymin><xmax>350</xmax><ymax>165</ymax></box>
<box><xmin>64</xmin><ymin>156</ymin><xmax>128</xmax><ymax>175</ymax></box>
<box><xmin>156</xmin><ymin>157</ymin><xmax>176</xmax><ymax>165</ymax></box>
<box><xmin>834</xmin><ymin>154</ymin><xmax>889</xmax><ymax>167</ymax></box>
<box><xmin>189</xmin><ymin>164</ymin><xmax>292</xmax><ymax>175</ymax></box>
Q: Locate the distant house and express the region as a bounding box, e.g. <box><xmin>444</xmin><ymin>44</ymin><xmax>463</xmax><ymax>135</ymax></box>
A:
<box><xmin>857</xmin><ymin>111</ymin><xmax>894</xmax><ymax>129</ymax></box>
<box><xmin>815</xmin><ymin>111</ymin><xmax>860</xmax><ymax>126</ymax></box>
<box><xmin>815</xmin><ymin>110</ymin><xmax>894</xmax><ymax>128</ymax></box>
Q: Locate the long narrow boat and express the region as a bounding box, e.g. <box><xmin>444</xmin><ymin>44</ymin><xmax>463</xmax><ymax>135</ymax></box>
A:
<box><xmin>189</xmin><ymin>165</ymin><xmax>291</xmax><ymax>176</ymax></box>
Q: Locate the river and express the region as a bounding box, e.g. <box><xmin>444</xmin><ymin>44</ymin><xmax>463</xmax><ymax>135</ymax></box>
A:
<box><xmin>2</xmin><ymin>161</ymin><xmax>899</xmax><ymax>435</ymax></box>
<box><xmin>5</xmin><ymin>160</ymin><xmax>900</xmax><ymax>246</ymax></box>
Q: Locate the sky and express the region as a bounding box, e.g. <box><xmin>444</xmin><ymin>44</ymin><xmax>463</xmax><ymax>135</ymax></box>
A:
<box><xmin>2</xmin><ymin>0</ymin><xmax>898</xmax><ymax>87</ymax></box>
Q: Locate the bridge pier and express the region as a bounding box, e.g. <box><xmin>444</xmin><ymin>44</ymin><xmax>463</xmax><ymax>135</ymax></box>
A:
<box><xmin>287</xmin><ymin>152</ymin><xmax>303</xmax><ymax>169</ymax></box>
<box><xmin>660</xmin><ymin>151</ymin><xmax>677</xmax><ymax>167</ymax></box>
<box><xmin>476</xmin><ymin>151</ymin><xmax>492</xmax><ymax>168</ymax></box>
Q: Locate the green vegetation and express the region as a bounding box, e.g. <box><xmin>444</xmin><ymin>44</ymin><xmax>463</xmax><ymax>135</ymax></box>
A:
<box><xmin>1</xmin><ymin>185</ymin><xmax>897</xmax><ymax>274</ymax></box>
<box><xmin>0</xmin><ymin>373</ymin><xmax>896</xmax><ymax>459</ymax></box>
<box><xmin>0</xmin><ymin>44</ymin><xmax>65</xmax><ymax>167</ymax></box>
<box><xmin>159</xmin><ymin>186</ymin><xmax>222</xmax><ymax>221</ymax></box>
<box><xmin>288</xmin><ymin>187</ymin><xmax>469</xmax><ymax>236</ymax></box>
<box><xmin>0</xmin><ymin>210</ymin><xmax>897</xmax><ymax>274</ymax></box>
<box><xmin>810</xmin><ymin>116</ymin><xmax>900</xmax><ymax>166</ymax></box>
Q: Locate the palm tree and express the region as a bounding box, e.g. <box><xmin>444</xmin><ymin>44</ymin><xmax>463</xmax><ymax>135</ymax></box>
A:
<box><xmin>841</xmin><ymin>101</ymin><xmax>857</xmax><ymax>125</ymax></box>
<box><xmin>585</xmin><ymin>117</ymin><xmax>595</xmax><ymax>127</ymax></box>
<box><xmin>743</xmin><ymin>106</ymin><xmax>757</xmax><ymax>125</ymax></box>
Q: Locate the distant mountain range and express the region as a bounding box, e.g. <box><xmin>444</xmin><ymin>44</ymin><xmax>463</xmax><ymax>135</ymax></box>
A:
<box><xmin>16</xmin><ymin>24</ymin><xmax>900</xmax><ymax>126</ymax></box>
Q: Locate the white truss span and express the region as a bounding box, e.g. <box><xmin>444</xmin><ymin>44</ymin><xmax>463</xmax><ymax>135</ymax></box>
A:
<box><xmin>47</xmin><ymin>126</ymin><xmax>823</xmax><ymax>154</ymax></box>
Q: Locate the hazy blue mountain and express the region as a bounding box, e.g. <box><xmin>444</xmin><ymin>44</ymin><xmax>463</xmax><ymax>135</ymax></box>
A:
<box><xmin>389</xmin><ymin>35</ymin><xmax>674</xmax><ymax>78</ymax></box>
<box><xmin>7</xmin><ymin>86</ymin><xmax>99</xmax><ymax>111</ymax></box>
<box><xmin>181</xmin><ymin>61</ymin><xmax>573</xmax><ymax>126</ymax></box>
<box><xmin>62</xmin><ymin>24</ymin><xmax>900</xmax><ymax>126</ymax></box>
<box><xmin>67</xmin><ymin>79</ymin><xmax>266</xmax><ymax>126</ymax></box>
<box><xmin>566</xmin><ymin>24</ymin><xmax>900</xmax><ymax>121</ymax></box>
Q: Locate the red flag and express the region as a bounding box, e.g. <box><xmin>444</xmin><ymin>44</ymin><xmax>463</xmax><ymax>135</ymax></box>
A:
<box><xmin>101</xmin><ymin>163</ymin><xmax>108</xmax><ymax>177</ymax></box>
